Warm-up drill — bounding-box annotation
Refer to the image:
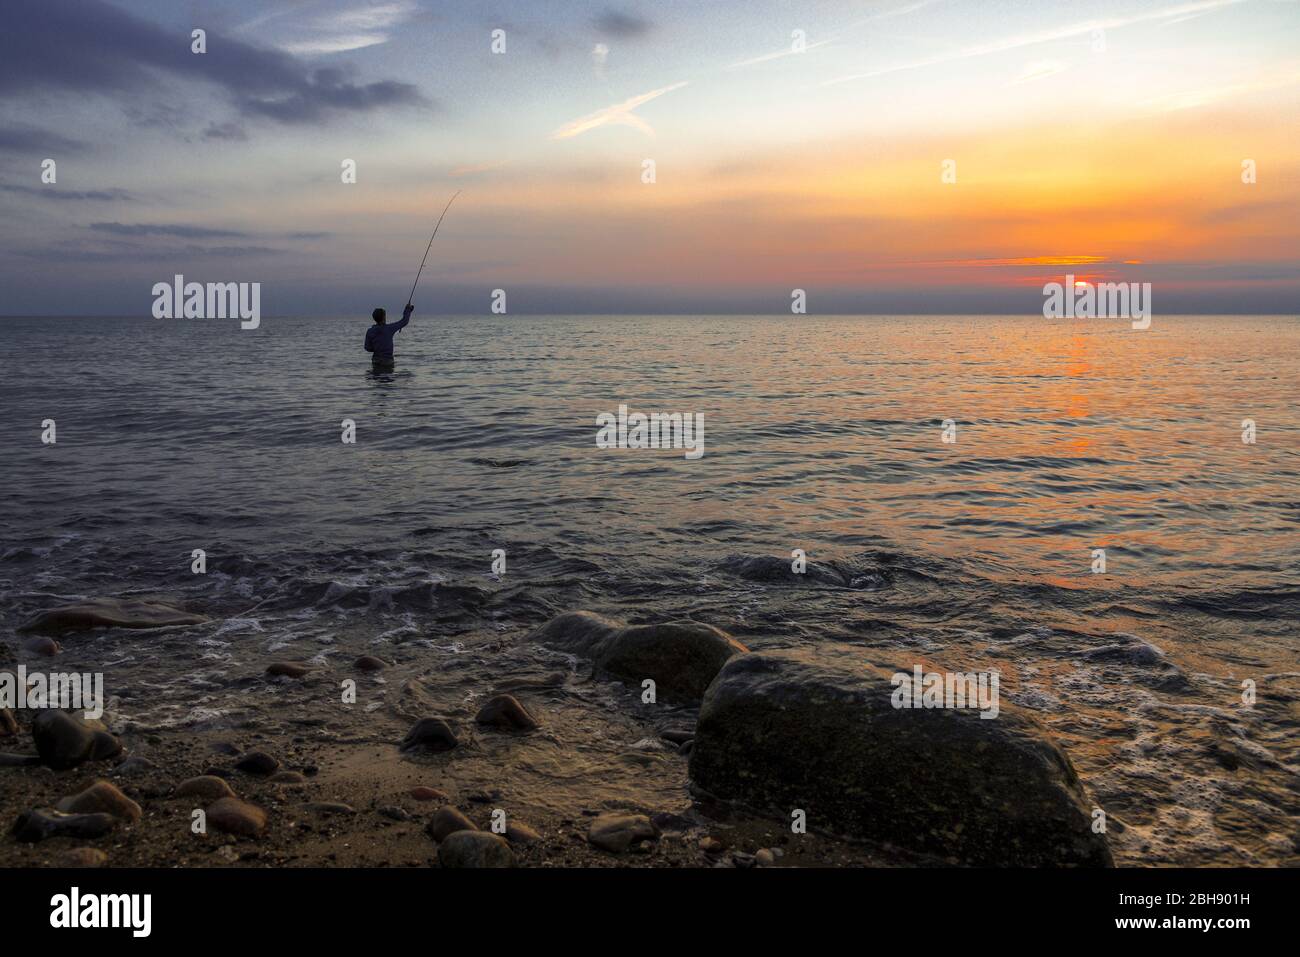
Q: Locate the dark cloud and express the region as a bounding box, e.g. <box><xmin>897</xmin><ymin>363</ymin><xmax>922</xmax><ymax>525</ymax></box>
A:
<box><xmin>202</xmin><ymin>121</ymin><xmax>249</xmax><ymax>141</ymax></box>
<box><xmin>91</xmin><ymin>222</ymin><xmax>250</xmax><ymax>239</ymax></box>
<box><xmin>0</xmin><ymin>125</ymin><xmax>89</xmax><ymax>154</ymax></box>
<box><xmin>0</xmin><ymin>183</ymin><xmax>134</xmax><ymax>201</ymax></box>
<box><xmin>0</xmin><ymin>0</ymin><xmax>431</xmax><ymax>126</ymax></box>
<box><xmin>593</xmin><ymin>10</ymin><xmax>652</xmax><ymax>38</ymax></box>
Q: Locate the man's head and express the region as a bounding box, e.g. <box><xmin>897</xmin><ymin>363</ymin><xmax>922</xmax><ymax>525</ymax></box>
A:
<box><xmin>372</xmin><ymin>307</ymin><xmax>386</xmax><ymax>324</ymax></box>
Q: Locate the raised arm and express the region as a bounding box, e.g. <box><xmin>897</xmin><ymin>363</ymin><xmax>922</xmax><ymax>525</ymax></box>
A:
<box><xmin>392</xmin><ymin>303</ymin><xmax>414</xmax><ymax>330</ymax></box>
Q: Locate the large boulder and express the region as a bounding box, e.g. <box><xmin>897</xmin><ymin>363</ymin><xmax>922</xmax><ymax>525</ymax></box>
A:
<box><xmin>689</xmin><ymin>648</ymin><xmax>1112</xmax><ymax>867</ymax></box>
<box><xmin>19</xmin><ymin>598</ymin><xmax>207</xmax><ymax>635</ymax></box>
<box><xmin>530</xmin><ymin>612</ymin><xmax>747</xmax><ymax>702</ymax></box>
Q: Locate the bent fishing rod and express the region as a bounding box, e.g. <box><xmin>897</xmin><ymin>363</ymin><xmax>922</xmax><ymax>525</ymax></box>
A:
<box><xmin>406</xmin><ymin>189</ymin><xmax>462</xmax><ymax>306</ymax></box>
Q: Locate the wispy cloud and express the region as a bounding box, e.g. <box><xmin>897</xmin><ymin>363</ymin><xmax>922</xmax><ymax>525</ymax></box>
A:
<box><xmin>822</xmin><ymin>0</ymin><xmax>1247</xmax><ymax>87</ymax></box>
<box><xmin>593</xmin><ymin>10</ymin><xmax>653</xmax><ymax>39</ymax></box>
<box><xmin>278</xmin><ymin>1</ymin><xmax>417</xmax><ymax>56</ymax></box>
<box><xmin>549</xmin><ymin>82</ymin><xmax>688</xmax><ymax>139</ymax></box>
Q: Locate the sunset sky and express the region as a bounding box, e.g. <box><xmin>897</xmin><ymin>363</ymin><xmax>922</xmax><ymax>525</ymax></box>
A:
<box><xmin>1</xmin><ymin>0</ymin><xmax>1297</xmax><ymax>314</ymax></box>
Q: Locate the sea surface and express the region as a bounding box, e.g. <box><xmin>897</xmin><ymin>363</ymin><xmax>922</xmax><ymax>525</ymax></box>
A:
<box><xmin>2</xmin><ymin>314</ymin><xmax>1297</xmax><ymax>865</ymax></box>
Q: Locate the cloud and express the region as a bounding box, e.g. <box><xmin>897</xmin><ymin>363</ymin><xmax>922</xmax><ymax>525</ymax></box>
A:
<box><xmin>91</xmin><ymin>222</ymin><xmax>250</xmax><ymax>239</ymax></box>
<box><xmin>593</xmin><ymin>11</ymin><xmax>653</xmax><ymax>39</ymax></box>
<box><xmin>550</xmin><ymin>82</ymin><xmax>687</xmax><ymax>139</ymax></box>
<box><xmin>821</xmin><ymin>0</ymin><xmax>1247</xmax><ymax>87</ymax></box>
<box><xmin>278</xmin><ymin>2</ymin><xmax>418</xmax><ymax>56</ymax></box>
<box><xmin>0</xmin><ymin>0</ymin><xmax>430</xmax><ymax>126</ymax></box>
<box><xmin>0</xmin><ymin>125</ymin><xmax>89</xmax><ymax>154</ymax></box>
<box><xmin>203</xmin><ymin>122</ymin><xmax>249</xmax><ymax>142</ymax></box>
<box><xmin>0</xmin><ymin>183</ymin><xmax>134</xmax><ymax>202</ymax></box>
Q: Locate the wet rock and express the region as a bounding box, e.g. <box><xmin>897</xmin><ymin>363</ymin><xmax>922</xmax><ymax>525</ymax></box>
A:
<box><xmin>57</xmin><ymin>847</ymin><xmax>108</xmax><ymax>868</ymax></box>
<box><xmin>410</xmin><ymin>786</ymin><xmax>449</xmax><ymax>802</ymax></box>
<box><xmin>0</xmin><ymin>752</ymin><xmax>41</xmax><ymax>767</ymax></box>
<box><xmin>659</xmin><ymin>728</ymin><xmax>694</xmax><ymax>744</ymax></box>
<box><xmin>699</xmin><ymin>836</ymin><xmax>724</xmax><ymax>855</ymax></box>
<box><xmin>13</xmin><ymin>808</ymin><xmax>116</xmax><ymax>842</ymax></box>
<box><xmin>265</xmin><ymin>662</ymin><xmax>311</xmax><ymax>679</ymax></box>
<box><xmin>21</xmin><ymin>636</ymin><xmax>61</xmax><ymax>657</ymax></box>
<box><xmin>689</xmin><ymin>647</ymin><xmax>1113</xmax><ymax>867</ymax></box>
<box><xmin>437</xmin><ymin>831</ymin><xmax>516</xmax><ymax>868</ymax></box>
<box><xmin>588</xmin><ymin>813</ymin><xmax>658</xmax><ymax>853</ymax></box>
<box><xmin>55</xmin><ymin>780</ymin><xmax>142</xmax><ymax>823</ymax></box>
<box><xmin>732</xmin><ymin>851</ymin><xmax>757</xmax><ymax>869</ymax></box>
<box><xmin>426</xmin><ymin>806</ymin><xmax>477</xmax><ymax>841</ymax></box>
<box><xmin>755</xmin><ymin>848</ymin><xmax>776</xmax><ymax>867</ymax></box>
<box><xmin>32</xmin><ymin>711</ymin><xmax>122</xmax><ymax>770</ymax></box>
<box><xmin>530</xmin><ymin>611</ymin><xmax>748</xmax><ymax>702</ymax></box>
<box><xmin>719</xmin><ymin>554</ymin><xmax>854</xmax><ymax>587</ymax></box>
<box><xmin>505</xmin><ymin>822</ymin><xmax>542</xmax><ymax>845</ymax></box>
<box><xmin>0</xmin><ymin>708</ymin><xmax>18</xmax><ymax>736</ymax></box>
<box><xmin>268</xmin><ymin>770</ymin><xmax>308</xmax><ymax>785</ymax></box>
<box><xmin>378</xmin><ymin>805</ymin><xmax>411</xmax><ymax>822</ymax></box>
<box><xmin>176</xmin><ymin>775</ymin><xmax>237</xmax><ymax>801</ymax></box>
<box><xmin>19</xmin><ymin>598</ymin><xmax>208</xmax><ymax>635</ymax></box>
<box><xmin>474</xmin><ymin>694</ymin><xmax>539</xmax><ymax>731</ymax></box>
<box><xmin>234</xmin><ymin>751</ymin><xmax>279</xmax><ymax>776</ymax></box>
<box><xmin>206</xmin><ymin>797</ymin><xmax>267</xmax><ymax>838</ymax></box>
<box><xmin>400</xmin><ymin>717</ymin><xmax>459</xmax><ymax>753</ymax></box>
<box><xmin>353</xmin><ymin>656</ymin><xmax>388</xmax><ymax>672</ymax></box>
<box><xmin>304</xmin><ymin>802</ymin><xmax>355</xmax><ymax>815</ymax></box>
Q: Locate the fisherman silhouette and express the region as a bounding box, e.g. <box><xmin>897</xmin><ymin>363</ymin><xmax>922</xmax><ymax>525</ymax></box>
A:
<box><xmin>364</xmin><ymin>303</ymin><xmax>414</xmax><ymax>369</ymax></box>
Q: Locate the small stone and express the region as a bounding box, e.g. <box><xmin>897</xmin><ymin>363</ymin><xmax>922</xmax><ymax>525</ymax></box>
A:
<box><xmin>268</xmin><ymin>770</ymin><xmax>308</xmax><ymax>785</ymax></box>
<box><xmin>111</xmin><ymin>755</ymin><xmax>157</xmax><ymax>777</ymax></box>
<box><xmin>700</xmin><ymin>836</ymin><xmax>724</xmax><ymax>855</ymax></box>
<box><xmin>176</xmin><ymin>776</ymin><xmax>237</xmax><ymax>801</ymax></box>
<box><xmin>32</xmin><ymin>710</ymin><xmax>122</xmax><ymax>771</ymax></box>
<box><xmin>474</xmin><ymin>694</ymin><xmax>539</xmax><ymax>731</ymax></box>
<box><xmin>57</xmin><ymin>847</ymin><xmax>108</xmax><ymax>868</ymax></box>
<box><xmin>437</xmin><ymin>831</ymin><xmax>516</xmax><ymax>868</ymax></box>
<box><xmin>505</xmin><ymin>822</ymin><xmax>542</xmax><ymax>845</ymax></box>
<box><xmin>265</xmin><ymin>662</ymin><xmax>311</xmax><ymax>678</ymax></box>
<box><xmin>206</xmin><ymin>797</ymin><xmax>267</xmax><ymax>838</ymax></box>
<box><xmin>755</xmin><ymin>848</ymin><xmax>776</xmax><ymax>867</ymax></box>
<box><xmin>55</xmin><ymin>780</ymin><xmax>142</xmax><ymax>823</ymax></box>
<box><xmin>588</xmin><ymin>813</ymin><xmax>658</xmax><ymax>853</ymax></box>
<box><xmin>13</xmin><ymin>808</ymin><xmax>116</xmax><ymax>843</ymax></box>
<box><xmin>304</xmin><ymin>801</ymin><xmax>355</xmax><ymax>815</ymax></box>
<box><xmin>234</xmin><ymin>750</ymin><xmax>279</xmax><ymax>776</ymax></box>
<box><xmin>400</xmin><ymin>717</ymin><xmax>458</xmax><ymax>753</ymax></box>
<box><xmin>732</xmin><ymin>851</ymin><xmax>757</xmax><ymax>869</ymax></box>
<box><xmin>378</xmin><ymin>805</ymin><xmax>411</xmax><ymax>822</ymax></box>
<box><xmin>410</xmin><ymin>786</ymin><xmax>449</xmax><ymax>802</ymax></box>
<box><xmin>354</xmin><ymin>656</ymin><xmax>388</xmax><ymax>672</ymax></box>
<box><xmin>659</xmin><ymin>728</ymin><xmax>694</xmax><ymax>744</ymax></box>
<box><xmin>426</xmin><ymin>806</ymin><xmax>477</xmax><ymax>841</ymax></box>
<box><xmin>215</xmin><ymin>845</ymin><xmax>239</xmax><ymax>863</ymax></box>
<box><xmin>22</xmin><ymin>636</ymin><xmax>62</xmax><ymax>657</ymax></box>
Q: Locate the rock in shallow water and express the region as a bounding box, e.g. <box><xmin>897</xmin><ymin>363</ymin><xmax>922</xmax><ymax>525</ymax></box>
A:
<box><xmin>474</xmin><ymin>694</ymin><xmax>539</xmax><ymax>731</ymax></box>
<box><xmin>400</xmin><ymin>717</ymin><xmax>459</xmax><ymax>753</ymax></box>
<box><xmin>55</xmin><ymin>780</ymin><xmax>142</xmax><ymax>823</ymax></box>
<box><xmin>437</xmin><ymin>831</ymin><xmax>516</xmax><ymax>868</ymax></box>
<box><xmin>21</xmin><ymin>636</ymin><xmax>61</xmax><ymax>657</ymax></box>
<box><xmin>587</xmin><ymin>814</ymin><xmax>659</xmax><ymax>853</ymax></box>
<box><xmin>688</xmin><ymin>647</ymin><xmax>1113</xmax><ymax>867</ymax></box>
<box><xmin>18</xmin><ymin>598</ymin><xmax>208</xmax><ymax>635</ymax></box>
<box><xmin>530</xmin><ymin>611</ymin><xmax>748</xmax><ymax>702</ymax></box>
<box><xmin>206</xmin><ymin>797</ymin><xmax>267</xmax><ymax>837</ymax></box>
<box><xmin>265</xmin><ymin>662</ymin><xmax>311</xmax><ymax>679</ymax></box>
<box><xmin>353</xmin><ymin>656</ymin><xmax>388</xmax><ymax>672</ymax></box>
<box><xmin>32</xmin><ymin>711</ymin><xmax>122</xmax><ymax>771</ymax></box>
<box><xmin>13</xmin><ymin>808</ymin><xmax>116</xmax><ymax>842</ymax></box>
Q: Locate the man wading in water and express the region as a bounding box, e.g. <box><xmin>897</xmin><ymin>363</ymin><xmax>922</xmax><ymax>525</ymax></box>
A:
<box><xmin>365</xmin><ymin>303</ymin><xmax>414</xmax><ymax>369</ymax></box>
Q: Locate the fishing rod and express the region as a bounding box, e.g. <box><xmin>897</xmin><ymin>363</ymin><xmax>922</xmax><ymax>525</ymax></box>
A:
<box><xmin>406</xmin><ymin>189</ymin><xmax>461</xmax><ymax>306</ymax></box>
